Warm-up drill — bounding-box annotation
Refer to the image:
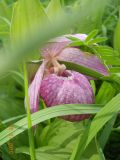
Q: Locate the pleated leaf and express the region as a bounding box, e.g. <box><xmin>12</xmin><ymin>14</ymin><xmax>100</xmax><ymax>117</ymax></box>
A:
<box><xmin>70</xmin><ymin>93</ymin><xmax>120</xmax><ymax>159</ymax></box>
<box><xmin>11</xmin><ymin>0</ymin><xmax>49</xmax><ymax>44</ymax></box>
<box><xmin>46</xmin><ymin>0</ymin><xmax>63</xmax><ymax>21</ymax></box>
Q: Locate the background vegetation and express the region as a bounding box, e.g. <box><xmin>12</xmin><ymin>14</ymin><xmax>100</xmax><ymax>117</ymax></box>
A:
<box><xmin>0</xmin><ymin>0</ymin><xmax>120</xmax><ymax>159</ymax></box>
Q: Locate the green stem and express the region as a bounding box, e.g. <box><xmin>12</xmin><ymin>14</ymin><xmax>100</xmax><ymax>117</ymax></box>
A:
<box><xmin>23</xmin><ymin>62</ymin><xmax>36</xmax><ymax>160</ymax></box>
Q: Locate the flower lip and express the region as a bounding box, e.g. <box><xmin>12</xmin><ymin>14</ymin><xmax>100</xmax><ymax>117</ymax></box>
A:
<box><xmin>59</xmin><ymin>70</ymin><xmax>72</xmax><ymax>78</ymax></box>
<box><xmin>47</xmin><ymin>70</ymin><xmax>73</xmax><ymax>81</ymax></box>
<box><xmin>28</xmin><ymin>33</ymin><xmax>109</xmax><ymax>114</ymax></box>
<box><xmin>40</xmin><ymin>70</ymin><xmax>94</xmax><ymax>121</ymax></box>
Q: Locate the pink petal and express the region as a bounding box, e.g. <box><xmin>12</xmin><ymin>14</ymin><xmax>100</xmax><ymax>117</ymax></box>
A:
<box><xmin>40</xmin><ymin>71</ymin><xmax>94</xmax><ymax>106</ymax></box>
<box><xmin>50</xmin><ymin>34</ymin><xmax>87</xmax><ymax>42</ymax></box>
<box><xmin>41</xmin><ymin>42</ymin><xmax>68</xmax><ymax>58</ymax></box>
<box><xmin>50</xmin><ymin>36</ymin><xmax>70</xmax><ymax>42</ymax></box>
<box><xmin>28</xmin><ymin>60</ymin><xmax>47</xmax><ymax>113</ymax></box>
<box><xmin>41</xmin><ymin>34</ymin><xmax>87</xmax><ymax>58</ymax></box>
<box><xmin>58</xmin><ymin>47</ymin><xmax>109</xmax><ymax>76</ymax></box>
<box><xmin>40</xmin><ymin>70</ymin><xmax>94</xmax><ymax>121</ymax></box>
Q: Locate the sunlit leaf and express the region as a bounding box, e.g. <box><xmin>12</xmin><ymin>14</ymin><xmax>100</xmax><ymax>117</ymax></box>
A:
<box><xmin>85</xmin><ymin>30</ymin><xmax>98</xmax><ymax>42</ymax></box>
<box><xmin>74</xmin><ymin>0</ymin><xmax>109</xmax><ymax>33</ymax></box>
<box><xmin>46</xmin><ymin>0</ymin><xmax>63</xmax><ymax>21</ymax></box>
<box><xmin>11</xmin><ymin>0</ymin><xmax>49</xmax><ymax>44</ymax></box>
<box><xmin>71</xmin><ymin>93</ymin><xmax>120</xmax><ymax>159</ymax></box>
<box><xmin>114</xmin><ymin>11</ymin><xmax>120</xmax><ymax>54</ymax></box>
<box><xmin>96</xmin><ymin>81</ymin><xmax>116</xmax><ymax>104</ymax></box>
<box><xmin>0</xmin><ymin>104</ymin><xmax>101</xmax><ymax>146</ymax></box>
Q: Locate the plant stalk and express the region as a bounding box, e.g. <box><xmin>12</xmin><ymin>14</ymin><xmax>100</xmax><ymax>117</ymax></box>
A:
<box><xmin>23</xmin><ymin>62</ymin><xmax>36</xmax><ymax>160</ymax></box>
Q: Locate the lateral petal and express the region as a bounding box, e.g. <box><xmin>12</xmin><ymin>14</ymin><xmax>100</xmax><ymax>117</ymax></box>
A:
<box><xmin>58</xmin><ymin>47</ymin><xmax>109</xmax><ymax>76</ymax></box>
<box><xmin>28</xmin><ymin>60</ymin><xmax>47</xmax><ymax>112</ymax></box>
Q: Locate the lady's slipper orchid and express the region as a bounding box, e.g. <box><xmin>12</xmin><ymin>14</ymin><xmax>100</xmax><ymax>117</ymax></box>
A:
<box><xmin>28</xmin><ymin>33</ymin><xmax>109</xmax><ymax>121</ymax></box>
<box><xmin>40</xmin><ymin>70</ymin><xmax>94</xmax><ymax>121</ymax></box>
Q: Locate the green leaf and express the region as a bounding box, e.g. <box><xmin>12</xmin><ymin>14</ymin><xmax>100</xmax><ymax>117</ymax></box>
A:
<box><xmin>87</xmin><ymin>37</ymin><xmax>107</xmax><ymax>45</ymax></box>
<box><xmin>85</xmin><ymin>30</ymin><xmax>98</xmax><ymax>42</ymax></box>
<box><xmin>0</xmin><ymin>1</ymin><xmax>11</xmax><ymax>44</ymax></box>
<box><xmin>70</xmin><ymin>123</ymin><xmax>91</xmax><ymax>160</ymax></box>
<box><xmin>114</xmin><ymin>11</ymin><xmax>120</xmax><ymax>54</ymax></box>
<box><xmin>10</xmin><ymin>0</ymin><xmax>49</xmax><ymax>44</ymax></box>
<box><xmin>46</xmin><ymin>0</ymin><xmax>63</xmax><ymax>21</ymax></box>
<box><xmin>110</xmin><ymin>67</ymin><xmax>120</xmax><ymax>73</ymax></box>
<box><xmin>0</xmin><ymin>98</ymin><xmax>25</xmax><ymax>121</ymax></box>
<box><xmin>74</xmin><ymin>0</ymin><xmax>109</xmax><ymax>33</ymax></box>
<box><xmin>10</xmin><ymin>70</ymin><xmax>24</xmax><ymax>87</ymax></box>
<box><xmin>59</xmin><ymin>60</ymin><xmax>105</xmax><ymax>79</ymax></box>
<box><xmin>95</xmin><ymin>139</ymin><xmax>106</xmax><ymax>160</ymax></box>
<box><xmin>0</xmin><ymin>144</ymin><xmax>15</xmax><ymax>160</ymax></box>
<box><xmin>2</xmin><ymin>115</ymin><xmax>25</xmax><ymax>125</ymax></box>
<box><xmin>16</xmin><ymin>146</ymin><xmax>70</xmax><ymax>160</ymax></box>
<box><xmin>66</xmin><ymin>36</ymin><xmax>82</xmax><ymax>42</ymax></box>
<box><xmin>81</xmin><ymin>138</ymin><xmax>105</xmax><ymax>160</ymax></box>
<box><xmin>90</xmin><ymin>80</ymin><xmax>96</xmax><ymax>95</ymax></box>
<box><xmin>72</xmin><ymin>93</ymin><xmax>120</xmax><ymax>159</ymax></box>
<box><xmin>105</xmin><ymin>57</ymin><xmax>120</xmax><ymax>66</ymax></box>
<box><xmin>98</xmin><ymin>115</ymin><xmax>117</xmax><ymax>149</ymax></box>
<box><xmin>40</xmin><ymin>119</ymin><xmax>85</xmax><ymax>148</ymax></box>
<box><xmin>69</xmin><ymin>41</ymin><xmax>84</xmax><ymax>47</ymax></box>
<box><xmin>96</xmin><ymin>81</ymin><xmax>116</xmax><ymax>104</ymax></box>
<box><xmin>113</xmin><ymin>126</ymin><xmax>120</xmax><ymax>131</ymax></box>
<box><xmin>0</xmin><ymin>0</ymin><xmax>11</xmax><ymax>19</ymax></box>
<box><xmin>26</xmin><ymin>60</ymin><xmax>107</xmax><ymax>80</ymax></box>
<box><xmin>16</xmin><ymin>119</ymin><xmax>88</xmax><ymax>159</ymax></box>
<box><xmin>110</xmin><ymin>73</ymin><xmax>120</xmax><ymax>85</ymax></box>
<box><xmin>0</xmin><ymin>104</ymin><xmax>101</xmax><ymax>146</ymax></box>
<box><xmin>0</xmin><ymin>1</ymin><xmax>108</xmax><ymax>76</ymax></box>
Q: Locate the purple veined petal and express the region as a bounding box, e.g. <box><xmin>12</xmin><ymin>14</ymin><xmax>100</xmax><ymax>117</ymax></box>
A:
<box><xmin>28</xmin><ymin>60</ymin><xmax>47</xmax><ymax>113</ymax></box>
<box><xmin>40</xmin><ymin>70</ymin><xmax>94</xmax><ymax>122</ymax></box>
<box><xmin>41</xmin><ymin>34</ymin><xmax>87</xmax><ymax>59</ymax></box>
<box><xmin>49</xmin><ymin>36</ymin><xmax>70</xmax><ymax>43</ymax></box>
<box><xmin>40</xmin><ymin>70</ymin><xmax>94</xmax><ymax>106</ymax></box>
<box><xmin>41</xmin><ymin>42</ymin><xmax>69</xmax><ymax>58</ymax></box>
<box><xmin>58</xmin><ymin>47</ymin><xmax>109</xmax><ymax>76</ymax></box>
<box><xmin>50</xmin><ymin>34</ymin><xmax>87</xmax><ymax>42</ymax></box>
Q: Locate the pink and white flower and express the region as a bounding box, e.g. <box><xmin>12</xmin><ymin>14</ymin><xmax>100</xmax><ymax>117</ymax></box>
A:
<box><xmin>28</xmin><ymin>34</ymin><xmax>109</xmax><ymax>121</ymax></box>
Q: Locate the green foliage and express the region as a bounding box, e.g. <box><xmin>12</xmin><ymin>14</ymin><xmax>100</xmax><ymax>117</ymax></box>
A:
<box><xmin>46</xmin><ymin>0</ymin><xmax>63</xmax><ymax>20</ymax></box>
<box><xmin>60</xmin><ymin>61</ymin><xmax>104</xmax><ymax>79</ymax></box>
<box><xmin>114</xmin><ymin>10</ymin><xmax>120</xmax><ymax>54</ymax></box>
<box><xmin>0</xmin><ymin>104</ymin><xmax>100</xmax><ymax>146</ymax></box>
<box><xmin>70</xmin><ymin>93</ymin><xmax>120</xmax><ymax>159</ymax></box>
<box><xmin>96</xmin><ymin>81</ymin><xmax>116</xmax><ymax>104</ymax></box>
<box><xmin>0</xmin><ymin>0</ymin><xmax>120</xmax><ymax>160</ymax></box>
<box><xmin>11</xmin><ymin>0</ymin><xmax>49</xmax><ymax>45</ymax></box>
<box><xmin>73</xmin><ymin>0</ymin><xmax>109</xmax><ymax>33</ymax></box>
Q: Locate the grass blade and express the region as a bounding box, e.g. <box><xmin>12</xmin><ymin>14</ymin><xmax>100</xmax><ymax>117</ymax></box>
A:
<box><xmin>0</xmin><ymin>104</ymin><xmax>101</xmax><ymax>146</ymax></box>
<box><xmin>23</xmin><ymin>62</ymin><xmax>36</xmax><ymax>160</ymax></box>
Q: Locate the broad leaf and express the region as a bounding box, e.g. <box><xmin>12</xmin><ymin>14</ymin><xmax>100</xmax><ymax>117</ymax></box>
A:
<box><xmin>71</xmin><ymin>93</ymin><xmax>120</xmax><ymax>159</ymax></box>
<box><xmin>46</xmin><ymin>0</ymin><xmax>63</xmax><ymax>21</ymax></box>
<box><xmin>96</xmin><ymin>81</ymin><xmax>116</xmax><ymax>104</ymax></box>
<box><xmin>11</xmin><ymin>0</ymin><xmax>49</xmax><ymax>44</ymax></box>
<box><xmin>0</xmin><ymin>104</ymin><xmax>100</xmax><ymax>146</ymax></box>
<box><xmin>74</xmin><ymin>0</ymin><xmax>109</xmax><ymax>33</ymax></box>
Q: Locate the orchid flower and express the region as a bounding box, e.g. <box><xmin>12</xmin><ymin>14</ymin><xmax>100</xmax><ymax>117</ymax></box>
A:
<box><xmin>28</xmin><ymin>33</ymin><xmax>109</xmax><ymax>121</ymax></box>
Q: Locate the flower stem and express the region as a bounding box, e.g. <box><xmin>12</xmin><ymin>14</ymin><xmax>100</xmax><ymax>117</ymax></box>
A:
<box><xmin>23</xmin><ymin>62</ymin><xmax>36</xmax><ymax>160</ymax></box>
